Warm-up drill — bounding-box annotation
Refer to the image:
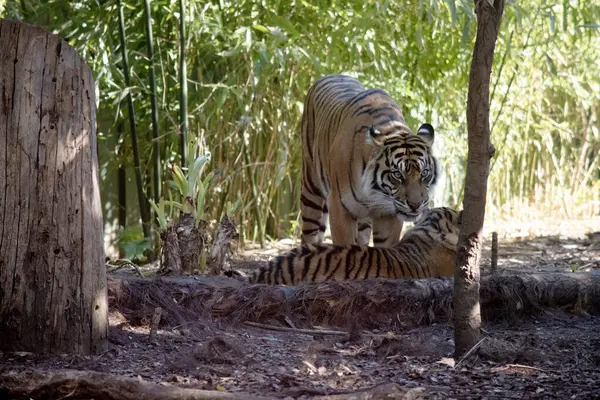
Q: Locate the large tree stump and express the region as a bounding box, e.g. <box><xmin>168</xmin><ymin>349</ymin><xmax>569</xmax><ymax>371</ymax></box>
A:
<box><xmin>0</xmin><ymin>19</ymin><xmax>107</xmax><ymax>354</ymax></box>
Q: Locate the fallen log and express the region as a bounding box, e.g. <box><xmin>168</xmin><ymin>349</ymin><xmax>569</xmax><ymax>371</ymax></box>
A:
<box><xmin>0</xmin><ymin>368</ymin><xmax>271</xmax><ymax>400</ymax></box>
<box><xmin>109</xmin><ymin>271</ymin><xmax>600</xmax><ymax>330</ymax></box>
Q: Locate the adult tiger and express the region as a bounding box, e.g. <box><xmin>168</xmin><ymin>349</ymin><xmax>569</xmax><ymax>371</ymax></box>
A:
<box><xmin>250</xmin><ymin>207</ymin><xmax>460</xmax><ymax>285</ymax></box>
<box><xmin>300</xmin><ymin>74</ymin><xmax>438</xmax><ymax>247</ymax></box>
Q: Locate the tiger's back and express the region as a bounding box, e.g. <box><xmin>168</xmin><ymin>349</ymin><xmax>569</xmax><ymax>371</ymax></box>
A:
<box><xmin>251</xmin><ymin>207</ymin><xmax>461</xmax><ymax>285</ymax></box>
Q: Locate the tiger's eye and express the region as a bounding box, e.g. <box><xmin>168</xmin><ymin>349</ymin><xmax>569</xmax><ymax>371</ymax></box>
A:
<box><xmin>392</xmin><ymin>171</ymin><xmax>403</xmax><ymax>182</ymax></box>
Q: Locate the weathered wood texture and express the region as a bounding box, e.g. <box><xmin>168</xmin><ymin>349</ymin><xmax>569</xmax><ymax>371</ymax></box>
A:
<box><xmin>0</xmin><ymin>19</ymin><xmax>107</xmax><ymax>354</ymax></box>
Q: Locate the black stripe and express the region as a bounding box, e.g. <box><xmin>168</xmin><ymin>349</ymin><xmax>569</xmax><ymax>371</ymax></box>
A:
<box><xmin>358</xmin><ymin>222</ymin><xmax>371</xmax><ymax>231</ymax></box>
<box><xmin>368</xmin><ymin>249</ymin><xmax>380</xmax><ymax>279</ymax></box>
<box><xmin>380</xmin><ymin>250</ymin><xmax>395</xmax><ymax>278</ymax></box>
<box><xmin>348</xmin><ymin>168</ymin><xmax>368</xmax><ymax>207</ymax></box>
<box><xmin>302</xmin><ymin>255</ymin><xmax>315</xmax><ymax>282</ymax></box>
<box><xmin>373</xmin><ymin>249</ymin><xmax>381</xmax><ymax>278</ymax></box>
<box><xmin>344</xmin><ymin>246</ymin><xmax>359</xmax><ymax>279</ymax></box>
<box><xmin>301</xmin><ymin>194</ymin><xmax>323</xmax><ymax>211</ymax></box>
<box><xmin>326</xmin><ymin>246</ymin><xmax>346</xmax><ymax>280</ymax></box>
<box><xmin>302</xmin><ymin>216</ymin><xmax>322</xmax><ymax>226</ymax></box>
<box><xmin>273</xmin><ymin>257</ymin><xmax>284</xmax><ymax>285</ymax></box>
<box><xmin>346</xmin><ymin>88</ymin><xmax>389</xmax><ymax>109</ymax></box>
<box><xmin>302</xmin><ymin>227</ymin><xmax>321</xmax><ymax>236</ymax></box>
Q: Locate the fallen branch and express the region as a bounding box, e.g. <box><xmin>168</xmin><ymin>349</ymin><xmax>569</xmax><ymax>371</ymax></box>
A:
<box><xmin>0</xmin><ymin>368</ymin><xmax>271</xmax><ymax>400</ymax></box>
<box><xmin>109</xmin><ymin>271</ymin><xmax>600</xmax><ymax>331</ymax></box>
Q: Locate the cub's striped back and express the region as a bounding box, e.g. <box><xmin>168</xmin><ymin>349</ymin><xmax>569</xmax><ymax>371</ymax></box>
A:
<box><xmin>251</xmin><ymin>207</ymin><xmax>461</xmax><ymax>285</ymax></box>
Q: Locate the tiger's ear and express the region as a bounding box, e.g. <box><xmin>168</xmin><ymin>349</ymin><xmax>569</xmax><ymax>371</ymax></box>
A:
<box><xmin>417</xmin><ymin>123</ymin><xmax>435</xmax><ymax>147</ymax></box>
<box><xmin>365</xmin><ymin>125</ymin><xmax>385</xmax><ymax>147</ymax></box>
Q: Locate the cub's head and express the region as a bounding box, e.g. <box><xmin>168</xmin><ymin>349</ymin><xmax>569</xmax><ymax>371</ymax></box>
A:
<box><xmin>414</xmin><ymin>206</ymin><xmax>462</xmax><ymax>234</ymax></box>
<box><xmin>403</xmin><ymin>207</ymin><xmax>462</xmax><ymax>252</ymax></box>
<box><xmin>363</xmin><ymin>123</ymin><xmax>437</xmax><ymax>221</ymax></box>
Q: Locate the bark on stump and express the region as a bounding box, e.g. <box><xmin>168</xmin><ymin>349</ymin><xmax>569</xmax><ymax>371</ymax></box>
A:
<box><xmin>0</xmin><ymin>19</ymin><xmax>107</xmax><ymax>354</ymax></box>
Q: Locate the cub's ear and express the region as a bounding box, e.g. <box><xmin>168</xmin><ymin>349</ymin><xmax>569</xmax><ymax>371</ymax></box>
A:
<box><xmin>365</xmin><ymin>125</ymin><xmax>385</xmax><ymax>147</ymax></box>
<box><xmin>417</xmin><ymin>123</ymin><xmax>434</xmax><ymax>147</ymax></box>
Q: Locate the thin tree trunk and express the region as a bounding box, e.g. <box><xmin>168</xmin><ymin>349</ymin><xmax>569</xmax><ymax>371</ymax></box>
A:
<box><xmin>454</xmin><ymin>0</ymin><xmax>505</xmax><ymax>358</ymax></box>
<box><xmin>116</xmin><ymin>0</ymin><xmax>151</xmax><ymax>239</ymax></box>
<box><xmin>0</xmin><ymin>19</ymin><xmax>107</xmax><ymax>354</ymax></box>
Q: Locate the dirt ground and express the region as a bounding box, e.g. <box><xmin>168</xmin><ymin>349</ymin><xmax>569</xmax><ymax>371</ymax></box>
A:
<box><xmin>2</xmin><ymin>217</ymin><xmax>600</xmax><ymax>399</ymax></box>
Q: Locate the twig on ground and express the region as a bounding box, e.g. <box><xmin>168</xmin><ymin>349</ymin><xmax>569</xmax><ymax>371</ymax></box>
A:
<box><xmin>454</xmin><ymin>337</ymin><xmax>486</xmax><ymax>369</ymax></box>
<box><xmin>107</xmin><ymin>259</ymin><xmax>145</xmax><ymax>278</ymax></box>
<box><xmin>244</xmin><ymin>321</ymin><xmax>348</xmax><ymax>336</ymax></box>
<box><xmin>494</xmin><ymin>363</ymin><xmax>560</xmax><ymax>374</ymax></box>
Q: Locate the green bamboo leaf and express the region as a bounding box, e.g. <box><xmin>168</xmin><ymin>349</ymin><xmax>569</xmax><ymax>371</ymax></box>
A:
<box><xmin>227</xmin><ymin>198</ymin><xmax>242</xmax><ymax>216</ymax></box>
<box><xmin>202</xmin><ymin>170</ymin><xmax>216</xmax><ymax>188</ymax></box>
<box><xmin>171</xmin><ymin>165</ymin><xmax>188</xmax><ymax>195</ymax></box>
<box><xmin>253</xmin><ymin>24</ymin><xmax>271</xmax><ymax>34</ymax></box>
<box><xmin>415</xmin><ymin>27</ymin><xmax>424</xmax><ymax>49</ymax></box>
<box><xmin>444</xmin><ymin>0</ymin><xmax>457</xmax><ymax>24</ymax></box>
<box><xmin>545</xmin><ymin>53</ymin><xmax>557</xmax><ymax>75</ymax></box>
<box><xmin>149</xmin><ymin>198</ymin><xmax>167</xmax><ymax>231</ymax></box>
<box><xmin>196</xmin><ymin>182</ymin><xmax>206</xmax><ymax>220</ymax></box>
<box><xmin>268</xmin><ymin>15</ymin><xmax>300</xmax><ymax>37</ymax></box>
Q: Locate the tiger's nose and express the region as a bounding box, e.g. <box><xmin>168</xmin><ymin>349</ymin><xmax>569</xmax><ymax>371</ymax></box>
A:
<box><xmin>407</xmin><ymin>200</ymin><xmax>420</xmax><ymax>211</ymax></box>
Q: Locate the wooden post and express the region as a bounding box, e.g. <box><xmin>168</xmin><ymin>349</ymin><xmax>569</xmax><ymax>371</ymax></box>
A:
<box><xmin>0</xmin><ymin>19</ymin><xmax>107</xmax><ymax>354</ymax></box>
<box><xmin>491</xmin><ymin>231</ymin><xmax>498</xmax><ymax>273</ymax></box>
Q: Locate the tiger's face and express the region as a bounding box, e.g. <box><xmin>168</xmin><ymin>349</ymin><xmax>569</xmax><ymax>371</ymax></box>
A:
<box><xmin>363</xmin><ymin>124</ymin><xmax>437</xmax><ymax>221</ymax></box>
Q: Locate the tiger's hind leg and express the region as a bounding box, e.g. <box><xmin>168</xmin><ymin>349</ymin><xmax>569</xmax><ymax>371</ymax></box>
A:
<box><xmin>357</xmin><ymin>218</ymin><xmax>372</xmax><ymax>245</ymax></box>
<box><xmin>372</xmin><ymin>215</ymin><xmax>403</xmax><ymax>247</ymax></box>
<box><xmin>300</xmin><ymin>190</ymin><xmax>328</xmax><ymax>245</ymax></box>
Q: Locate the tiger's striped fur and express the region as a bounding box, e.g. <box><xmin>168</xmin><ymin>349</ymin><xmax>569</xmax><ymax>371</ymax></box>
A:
<box><xmin>301</xmin><ymin>74</ymin><xmax>438</xmax><ymax>247</ymax></box>
<box><xmin>251</xmin><ymin>207</ymin><xmax>461</xmax><ymax>285</ymax></box>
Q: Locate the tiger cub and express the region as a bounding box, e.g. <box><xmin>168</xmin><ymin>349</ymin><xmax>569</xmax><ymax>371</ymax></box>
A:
<box><xmin>300</xmin><ymin>74</ymin><xmax>438</xmax><ymax>247</ymax></box>
<box><xmin>251</xmin><ymin>207</ymin><xmax>460</xmax><ymax>285</ymax></box>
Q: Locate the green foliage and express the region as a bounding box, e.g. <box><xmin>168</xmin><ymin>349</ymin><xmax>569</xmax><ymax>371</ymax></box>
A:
<box><xmin>7</xmin><ymin>0</ymin><xmax>600</xmax><ymax>247</ymax></box>
<box><xmin>118</xmin><ymin>226</ymin><xmax>153</xmax><ymax>261</ymax></box>
<box><xmin>150</xmin><ymin>139</ymin><xmax>216</xmax><ymax>231</ymax></box>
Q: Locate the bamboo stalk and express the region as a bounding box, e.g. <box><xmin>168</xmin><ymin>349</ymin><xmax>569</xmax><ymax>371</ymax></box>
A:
<box><xmin>240</xmin><ymin>128</ymin><xmax>265</xmax><ymax>247</ymax></box>
<box><xmin>178</xmin><ymin>0</ymin><xmax>188</xmax><ymax>167</ymax></box>
<box><xmin>117</xmin><ymin>122</ymin><xmax>127</xmax><ymax>230</ymax></box>
<box><xmin>116</xmin><ymin>0</ymin><xmax>151</xmax><ymax>238</ymax></box>
<box><xmin>143</xmin><ymin>0</ymin><xmax>161</xmax><ymax>206</ymax></box>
